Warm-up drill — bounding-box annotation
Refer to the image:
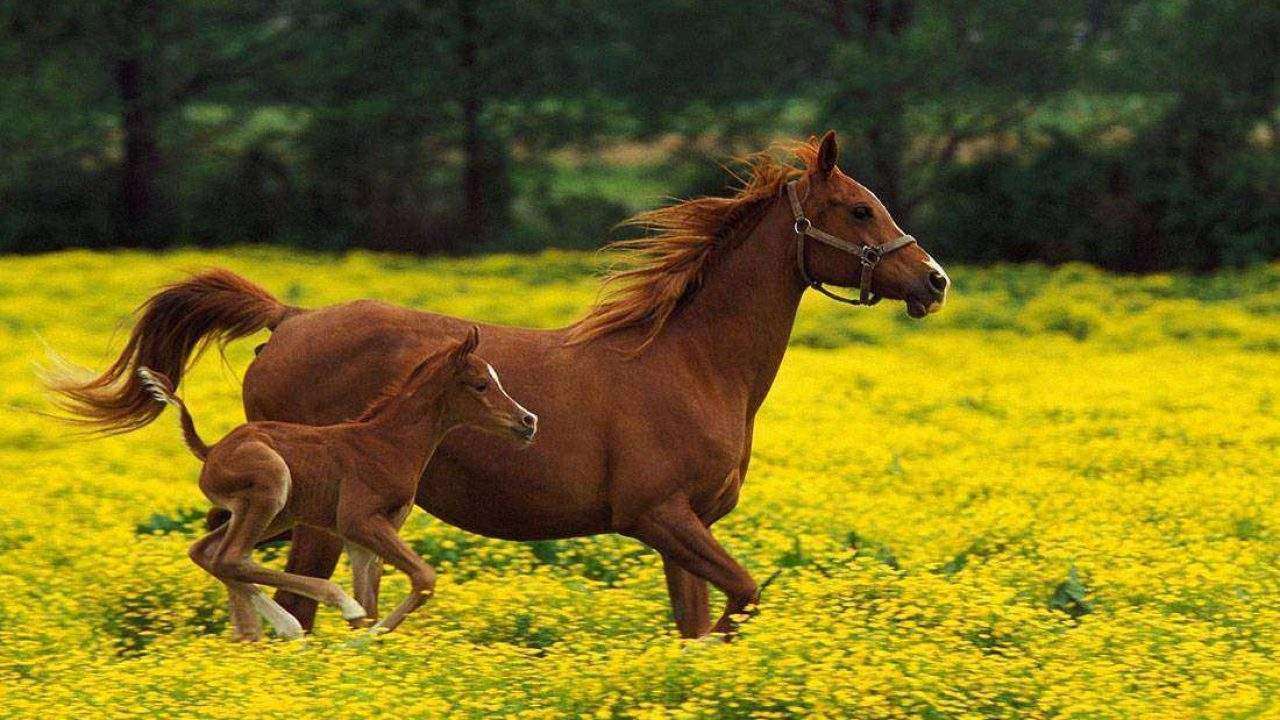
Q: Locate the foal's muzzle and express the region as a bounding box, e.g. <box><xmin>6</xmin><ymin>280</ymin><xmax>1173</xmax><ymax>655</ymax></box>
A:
<box><xmin>512</xmin><ymin>412</ymin><xmax>538</xmax><ymax>444</ymax></box>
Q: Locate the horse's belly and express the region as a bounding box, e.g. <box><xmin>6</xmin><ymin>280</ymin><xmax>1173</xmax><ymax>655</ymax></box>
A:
<box><xmin>416</xmin><ymin>486</ymin><xmax>611</xmax><ymax>541</ymax></box>
<box><xmin>412</xmin><ymin>466</ymin><xmax>606</xmax><ymax>538</ymax></box>
<box><xmin>417</xmin><ymin>429</ymin><xmax>613</xmax><ymax>540</ymax></box>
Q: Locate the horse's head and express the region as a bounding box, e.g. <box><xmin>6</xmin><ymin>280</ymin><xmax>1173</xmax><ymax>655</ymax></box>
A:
<box><xmin>792</xmin><ymin>131</ymin><xmax>949</xmax><ymax>318</ymax></box>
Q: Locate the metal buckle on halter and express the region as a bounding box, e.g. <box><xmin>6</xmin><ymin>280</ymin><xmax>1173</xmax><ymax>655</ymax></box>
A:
<box><xmin>859</xmin><ymin>245</ymin><xmax>882</xmax><ymax>267</ymax></box>
<box><xmin>785</xmin><ymin>179</ymin><xmax>915</xmax><ymax>307</ymax></box>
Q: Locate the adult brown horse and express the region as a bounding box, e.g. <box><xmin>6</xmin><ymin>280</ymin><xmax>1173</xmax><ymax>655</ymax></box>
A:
<box><xmin>49</xmin><ymin>132</ymin><xmax>949</xmax><ymax>638</ymax></box>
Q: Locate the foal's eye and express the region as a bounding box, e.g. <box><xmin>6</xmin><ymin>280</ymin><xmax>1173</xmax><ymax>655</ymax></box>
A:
<box><xmin>852</xmin><ymin>205</ymin><xmax>873</xmax><ymax>221</ymax></box>
<box><xmin>472</xmin><ymin>381</ymin><xmax>489</xmax><ymax>392</ymax></box>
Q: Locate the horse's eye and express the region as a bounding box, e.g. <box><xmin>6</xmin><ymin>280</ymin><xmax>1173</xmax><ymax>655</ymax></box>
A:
<box><xmin>472</xmin><ymin>382</ymin><xmax>489</xmax><ymax>392</ymax></box>
<box><xmin>852</xmin><ymin>205</ymin><xmax>873</xmax><ymax>221</ymax></box>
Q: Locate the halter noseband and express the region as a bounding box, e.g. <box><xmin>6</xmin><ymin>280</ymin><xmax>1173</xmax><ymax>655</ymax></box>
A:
<box><xmin>785</xmin><ymin>180</ymin><xmax>916</xmax><ymax>306</ymax></box>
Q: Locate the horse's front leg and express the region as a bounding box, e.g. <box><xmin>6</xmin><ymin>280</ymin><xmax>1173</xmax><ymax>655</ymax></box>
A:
<box><xmin>663</xmin><ymin>558</ymin><xmax>711</xmax><ymax>638</ymax></box>
<box><xmin>627</xmin><ymin>496</ymin><xmax>757</xmax><ymax>639</ymax></box>
<box><xmin>339</xmin><ymin>509</ymin><xmax>436</xmax><ymax>635</ymax></box>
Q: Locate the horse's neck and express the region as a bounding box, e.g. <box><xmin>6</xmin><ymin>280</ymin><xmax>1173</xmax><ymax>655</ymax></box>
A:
<box><xmin>659</xmin><ymin>199</ymin><xmax>805</xmax><ymax>413</ymax></box>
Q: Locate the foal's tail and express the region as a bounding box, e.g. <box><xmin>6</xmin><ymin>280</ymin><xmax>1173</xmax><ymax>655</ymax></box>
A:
<box><xmin>41</xmin><ymin>269</ymin><xmax>296</xmax><ymax>435</ymax></box>
<box><xmin>136</xmin><ymin>368</ymin><xmax>210</xmax><ymax>461</ymax></box>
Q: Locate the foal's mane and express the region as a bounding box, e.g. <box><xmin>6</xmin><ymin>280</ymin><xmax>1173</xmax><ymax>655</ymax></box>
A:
<box><xmin>567</xmin><ymin>140</ymin><xmax>820</xmax><ymax>350</ymax></box>
<box><xmin>351</xmin><ymin>352</ymin><xmax>445</xmax><ymax>423</ymax></box>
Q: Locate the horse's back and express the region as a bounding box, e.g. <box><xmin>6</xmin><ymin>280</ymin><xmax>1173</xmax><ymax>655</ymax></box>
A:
<box><xmin>245</xmin><ymin>300</ymin><xmax>467</xmax><ymax>424</ymax></box>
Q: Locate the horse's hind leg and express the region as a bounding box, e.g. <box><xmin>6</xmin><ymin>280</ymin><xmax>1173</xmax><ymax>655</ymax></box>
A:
<box><xmin>226</xmin><ymin>585</ymin><xmax>265</xmax><ymax>641</ymax></box>
<box><xmin>191</xmin><ymin>510</ymin><xmax>304</xmax><ymax>640</ymax></box>
<box><xmin>663</xmin><ymin>558</ymin><xmax>711</xmax><ymax>638</ymax></box>
<box><xmin>211</xmin><ymin>504</ymin><xmax>367</xmax><ymax>633</ymax></box>
<box><xmin>203</xmin><ymin>444</ymin><xmax>366</xmax><ymax>633</ymax></box>
<box><xmin>273</xmin><ymin>525</ymin><xmax>345</xmax><ymax>632</ymax></box>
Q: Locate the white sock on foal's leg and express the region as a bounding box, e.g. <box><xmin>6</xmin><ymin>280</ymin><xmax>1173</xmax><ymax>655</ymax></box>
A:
<box><xmin>247</xmin><ymin>589</ymin><xmax>305</xmax><ymax>640</ymax></box>
<box><xmin>338</xmin><ymin>594</ymin><xmax>366</xmax><ymax>622</ymax></box>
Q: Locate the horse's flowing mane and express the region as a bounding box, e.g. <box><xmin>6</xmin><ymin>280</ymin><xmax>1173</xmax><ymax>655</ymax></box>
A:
<box><xmin>567</xmin><ymin>140</ymin><xmax>820</xmax><ymax>350</ymax></box>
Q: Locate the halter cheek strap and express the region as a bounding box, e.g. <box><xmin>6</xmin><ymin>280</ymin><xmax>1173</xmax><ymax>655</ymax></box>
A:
<box><xmin>785</xmin><ymin>180</ymin><xmax>916</xmax><ymax>306</ymax></box>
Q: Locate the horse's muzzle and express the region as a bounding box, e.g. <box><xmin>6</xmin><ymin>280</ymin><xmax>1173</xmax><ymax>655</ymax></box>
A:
<box><xmin>906</xmin><ymin>268</ymin><xmax>948</xmax><ymax>318</ymax></box>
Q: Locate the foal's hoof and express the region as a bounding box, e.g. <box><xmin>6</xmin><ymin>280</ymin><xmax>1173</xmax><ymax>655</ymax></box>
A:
<box><xmin>339</xmin><ymin>597</ymin><xmax>368</xmax><ymax>623</ymax></box>
<box><xmin>347</xmin><ymin>616</ymin><xmax>376</xmax><ymax>629</ymax></box>
<box><xmin>268</xmin><ymin>613</ymin><xmax>305</xmax><ymax>640</ymax></box>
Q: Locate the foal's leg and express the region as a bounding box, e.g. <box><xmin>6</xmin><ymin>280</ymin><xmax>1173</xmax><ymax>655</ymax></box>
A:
<box><xmin>627</xmin><ymin>497</ymin><xmax>758</xmax><ymax>638</ymax></box>
<box><xmin>346</xmin><ymin>541</ymin><xmax>382</xmax><ymax>624</ymax></box>
<box><xmin>200</xmin><ymin>445</ymin><xmax>365</xmax><ymax>634</ymax></box>
<box><xmin>341</xmin><ymin>513</ymin><xmax>436</xmax><ymax>634</ymax></box>
<box><xmin>190</xmin><ymin>524</ymin><xmax>262</xmax><ymax>641</ymax></box>
<box><xmin>191</xmin><ymin>521</ymin><xmax>299</xmax><ymax>640</ymax></box>
<box><xmin>209</xmin><ymin>501</ymin><xmax>367</xmax><ymax>631</ymax></box>
<box><xmin>274</xmin><ymin>526</ymin><xmax>345</xmax><ymax>632</ymax></box>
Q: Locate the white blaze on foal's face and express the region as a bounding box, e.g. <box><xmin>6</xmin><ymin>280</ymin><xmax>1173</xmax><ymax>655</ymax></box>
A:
<box><xmin>443</xmin><ymin>334</ymin><xmax>537</xmax><ymax>443</ymax></box>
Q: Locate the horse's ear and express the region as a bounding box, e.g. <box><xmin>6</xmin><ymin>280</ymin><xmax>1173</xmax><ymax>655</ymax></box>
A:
<box><xmin>448</xmin><ymin>325</ymin><xmax>481</xmax><ymax>370</ymax></box>
<box><xmin>816</xmin><ymin>130</ymin><xmax>839</xmax><ymax>176</ymax></box>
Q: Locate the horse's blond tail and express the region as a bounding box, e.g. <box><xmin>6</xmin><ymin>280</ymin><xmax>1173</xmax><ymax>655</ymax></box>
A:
<box><xmin>137</xmin><ymin>368</ymin><xmax>210</xmax><ymax>461</ymax></box>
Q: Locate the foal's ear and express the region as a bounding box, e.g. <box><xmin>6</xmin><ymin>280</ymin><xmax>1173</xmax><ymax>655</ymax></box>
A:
<box><xmin>816</xmin><ymin>130</ymin><xmax>839</xmax><ymax>176</ymax></box>
<box><xmin>448</xmin><ymin>325</ymin><xmax>481</xmax><ymax>370</ymax></box>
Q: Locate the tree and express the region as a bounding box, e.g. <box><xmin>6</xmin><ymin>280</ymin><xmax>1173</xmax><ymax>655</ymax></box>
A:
<box><xmin>1</xmin><ymin>1</ymin><xmax>303</xmax><ymax>248</ymax></box>
<box><xmin>782</xmin><ymin>0</ymin><xmax>1090</xmax><ymax>220</ymax></box>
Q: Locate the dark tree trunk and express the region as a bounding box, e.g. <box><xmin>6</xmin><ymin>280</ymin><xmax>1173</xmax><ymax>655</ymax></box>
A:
<box><xmin>459</xmin><ymin>0</ymin><xmax>485</xmax><ymax>248</ymax></box>
<box><xmin>817</xmin><ymin>1</ymin><xmax>913</xmax><ymax>215</ymax></box>
<box><xmin>829</xmin><ymin>0</ymin><xmax>851</xmax><ymax>35</ymax></box>
<box><xmin>117</xmin><ymin>57</ymin><xmax>160</xmax><ymax>247</ymax></box>
<box><xmin>861</xmin><ymin>0</ymin><xmax>912</xmax><ymax>217</ymax></box>
<box><xmin>116</xmin><ymin>0</ymin><xmax>163</xmax><ymax>248</ymax></box>
<box><xmin>865</xmin><ymin>108</ymin><xmax>905</xmax><ymax>213</ymax></box>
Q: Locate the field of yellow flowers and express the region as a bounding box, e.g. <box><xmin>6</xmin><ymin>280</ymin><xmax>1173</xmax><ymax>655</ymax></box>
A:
<box><xmin>1</xmin><ymin>248</ymin><xmax>1278</xmax><ymax>719</ymax></box>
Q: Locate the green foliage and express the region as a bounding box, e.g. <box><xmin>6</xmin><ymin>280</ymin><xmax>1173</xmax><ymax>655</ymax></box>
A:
<box><xmin>0</xmin><ymin>1</ymin><xmax>1274</xmax><ymax>268</ymax></box>
<box><xmin>1049</xmin><ymin>567</ymin><xmax>1093</xmax><ymax>619</ymax></box>
<box><xmin>134</xmin><ymin>508</ymin><xmax>207</xmax><ymax>537</ymax></box>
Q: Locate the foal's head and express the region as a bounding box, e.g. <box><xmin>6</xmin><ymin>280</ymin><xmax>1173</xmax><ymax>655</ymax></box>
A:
<box><xmin>400</xmin><ymin>326</ymin><xmax>537</xmax><ymax>444</ymax></box>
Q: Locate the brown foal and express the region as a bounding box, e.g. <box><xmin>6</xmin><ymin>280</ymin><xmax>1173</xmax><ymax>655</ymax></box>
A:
<box><xmin>138</xmin><ymin>327</ymin><xmax>536</xmax><ymax>640</ymax></box>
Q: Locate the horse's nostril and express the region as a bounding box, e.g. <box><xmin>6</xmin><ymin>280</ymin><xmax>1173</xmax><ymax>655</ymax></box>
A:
<box><xmin>521</xmin><ymin>414</ymin><xmax>536</xmax><ymax>428</ymax></box>
<box><xmin>928</xmin><ymin>271</ymin><xmax>948</xmax><ymax>294</ymax></box>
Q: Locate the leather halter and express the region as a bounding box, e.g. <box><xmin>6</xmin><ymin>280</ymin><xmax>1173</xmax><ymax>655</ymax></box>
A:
<box><xmin>785</xmin><ymin>180</ymin><xmax>917</xmax><ymax>306</ymax></box>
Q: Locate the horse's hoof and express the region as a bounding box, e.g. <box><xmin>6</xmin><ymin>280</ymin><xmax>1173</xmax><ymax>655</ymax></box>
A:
<box><xmin>679</xmin><ymin>632</ymin><xmax>727</xmax><ymax>651</ymax></box>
